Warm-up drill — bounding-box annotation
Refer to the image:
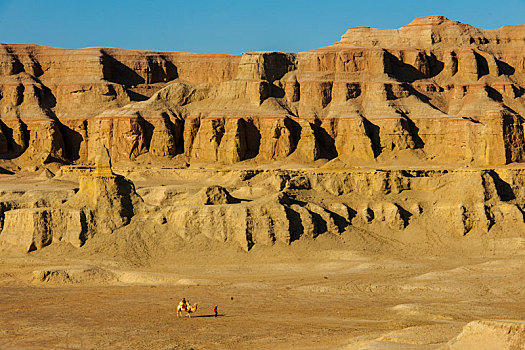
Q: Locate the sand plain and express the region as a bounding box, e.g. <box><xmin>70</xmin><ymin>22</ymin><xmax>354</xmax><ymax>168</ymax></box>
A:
<box><xmin>1</xmin><ymin>244</ymin><xmax>524</xmax><ymax>349</ymax></box>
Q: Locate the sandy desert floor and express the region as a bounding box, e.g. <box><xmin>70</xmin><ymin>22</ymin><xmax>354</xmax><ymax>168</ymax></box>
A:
<box><xmin>1</xmin><ymin>244</ymin><xmax>524</xmax><ymax>350</ymax></box>
<box><xmin>0</xmin><ymin>170</ymin><xmax>524</xmax><ymax>349</ymax></box>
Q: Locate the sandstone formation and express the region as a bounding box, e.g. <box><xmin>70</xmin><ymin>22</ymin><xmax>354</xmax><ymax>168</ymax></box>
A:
<box><xmin>0</xmin><ymin>164</ymin><xmax>524</xmax><ymax>256</ymax></box>
<box><xmin>0</xmin><ymin>16</ymin><xmax>525</xmax><ymax>256</ymax></box>
<box><xmin>1</xmin><ymin>16</ymin><xmax>525</xmax><ymax>168</ymax></box>
<box><xmin>0</xmin><ymin>146</ymin><xmax>140</xmax><ymax>251</ymax></box>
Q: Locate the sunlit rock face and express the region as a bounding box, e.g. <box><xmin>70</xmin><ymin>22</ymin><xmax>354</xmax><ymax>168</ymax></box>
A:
<box><xmin>1</xmin><ymin>16</ymin><xmax>525</xmax><ymax>168</ymax></box>
<box><xmin>2</xmin><ymin>17</ymin><xmax>525</xmax><ymax>255</ymax></box>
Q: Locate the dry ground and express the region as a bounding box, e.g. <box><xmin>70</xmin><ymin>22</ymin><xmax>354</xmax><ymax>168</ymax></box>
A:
<box><xmin>1</xmin><ymin>247</ymin><xmax>524</xmax><ymax>349</ymax></box>
<box><xmin>0</xmin><ymin>171</ymin><xmax>524</xmax><ymax>349</ymax></box>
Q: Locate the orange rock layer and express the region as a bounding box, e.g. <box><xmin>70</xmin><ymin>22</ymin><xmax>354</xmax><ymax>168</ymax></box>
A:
<box><xmin>2</xmin><ymin>15</ymin><xmax>525</xmax><ymax>168</ymax></box>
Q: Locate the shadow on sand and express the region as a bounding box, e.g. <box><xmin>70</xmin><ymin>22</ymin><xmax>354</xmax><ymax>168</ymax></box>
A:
<box><xmin>190</xmin><ymin>314</ymin><xmax>230</xmax><ymax>318</ymax></box>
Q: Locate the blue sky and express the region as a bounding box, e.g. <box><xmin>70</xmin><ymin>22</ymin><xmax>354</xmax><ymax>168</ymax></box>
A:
<box><xmin>1</xmin><ymin>0</ymin><xmax>524</xmax><ymax>54</ymax></box>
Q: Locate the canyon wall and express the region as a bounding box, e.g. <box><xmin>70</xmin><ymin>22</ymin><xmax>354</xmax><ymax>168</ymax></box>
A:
<box><xmin>2</xmin><ymin>16</ymin><xmax>525</xmax><ymax>255</ymax></box>
<box><xmin>2</xmin><ymin>16</ymin><xmax>525</xmax><ymax>168</ymax></box>
<box><xmin>2</xmin><ymin>165</ymin><xmax>525</xmax><ymax>255</ymax></box>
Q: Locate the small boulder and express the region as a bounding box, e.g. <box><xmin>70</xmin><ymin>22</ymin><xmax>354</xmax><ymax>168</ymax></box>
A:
<box><xmin>287</xmin><ymin>175</ymin><xmax>311</xmax><ymax>190</ymax></box>
<box><xmin>195</xmin><ymin>186</ymin><xmax>236</xmax><ymax>205</ymax></box>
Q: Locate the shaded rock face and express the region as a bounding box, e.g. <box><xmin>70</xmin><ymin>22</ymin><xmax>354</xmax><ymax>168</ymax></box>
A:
<box><xmin>2</xmin><ymin>16</ymin><xmax>525</xmax><ymax>167</ymax></box>
<box><xmin>109</xmin><ymin>167</ymin><xmax>525</xmax><ymax>253</ymax></box>
<box><xmin>162</xmin><ymin>193</ymin><xmax>291</xmax><ymax>251</ymax></box>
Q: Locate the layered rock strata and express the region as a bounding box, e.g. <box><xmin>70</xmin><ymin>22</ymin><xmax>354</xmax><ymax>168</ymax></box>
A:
<box><xmin>0</xmin><ymin>147</ymin><xmax>141</xmax><ymax>251</ymax></box>
<box><xmin>1</xmin><ymin>16</ymin><xmax>525</xmax><ymax>255</ymax></box>
<box><xmin>1</xmin><ymin>166</ymin><xmax>524</xmax><ymax>254</ymax></box>
<box><xmin>2</xmin><ymin>16</ymin><xmax>525</xmax><ymax>167</ymax></box>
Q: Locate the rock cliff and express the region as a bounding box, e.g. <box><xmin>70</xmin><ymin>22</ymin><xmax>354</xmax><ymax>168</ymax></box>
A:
<box><xmin>2</xmin><ymin>16</ymin><xmax>525</xmax><ymax>168</ymax></box>
<box><xmin>1</xmin><ymin>17</ymin><xmax>525</xmax><ymax>258</ymax></box>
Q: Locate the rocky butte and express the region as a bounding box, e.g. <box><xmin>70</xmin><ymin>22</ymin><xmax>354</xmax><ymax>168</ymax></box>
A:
<box><xmin>1</xmin><ymin>15</ymin><xmax>525</xmax><ymax>349</ymax></box>
<box><xmin>0</xmin><ymin>14</ymin><xmax>525</xmax><ymax>252</ymax></box>
<box><xmin>0</xmin><ymin>14</ymin><xmax>525</xmax><ymax>251</ymax></box>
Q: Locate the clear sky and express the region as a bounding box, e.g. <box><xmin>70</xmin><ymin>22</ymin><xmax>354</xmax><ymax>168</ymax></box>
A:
<box><xmin>1</xmin><ymin>0</ymin><xmax>524</xmax><ymax>54</ymax></box>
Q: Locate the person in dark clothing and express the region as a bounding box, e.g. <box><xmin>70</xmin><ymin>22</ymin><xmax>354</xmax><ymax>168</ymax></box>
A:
<box><xmin>179</xmin><ymin>298</ymin><xmax>187</xmax><ymax>311</ymax></box>
<box><xmin>214</xmin><ymin>305</ymin><xmax>218</xmax><ymax>317</ymax></box>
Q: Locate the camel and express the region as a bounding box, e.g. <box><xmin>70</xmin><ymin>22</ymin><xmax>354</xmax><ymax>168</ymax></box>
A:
<box><xmin>177</xmin><ymin>303</ymin><xmax>198</xmax><ymax>318</ymax></box>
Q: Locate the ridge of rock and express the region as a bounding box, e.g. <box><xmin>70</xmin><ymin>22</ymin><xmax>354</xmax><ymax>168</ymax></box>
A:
<box><xmin>1</xmin><ymin>16</ymin><xmax>525</xmax><ymax>169</ymax></box>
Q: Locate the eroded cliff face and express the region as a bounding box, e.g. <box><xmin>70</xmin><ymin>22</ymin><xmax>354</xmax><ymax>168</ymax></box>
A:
<box><xmin>0</xmin><ymin>45</ymin><xmax>239</xmax><ymax>165</ymax></box>
<box><xmin>1</xmin><ymin>166</ymin><xmax>525</xmax><ymax>257</ymax></box>
<box><xmin>1</xmin><ymin>16</ymin><xmax>525</xmax><ymax>258</ymax></box>
<box><xmin>2</xmin><ymin>16</ymin><xmax>525</xmax><ymax>168</ymax></box>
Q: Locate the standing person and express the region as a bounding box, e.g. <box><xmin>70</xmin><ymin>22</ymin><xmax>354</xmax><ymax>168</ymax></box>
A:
<box><xmin>179</xmin><ymin>298</ymin><xmax>187</xmax><ymax>311</ymax></box>
<box><xmin>214</xmin><ymin>305</ymin><xmax>218</xmax><ymax>317</ymax></box>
